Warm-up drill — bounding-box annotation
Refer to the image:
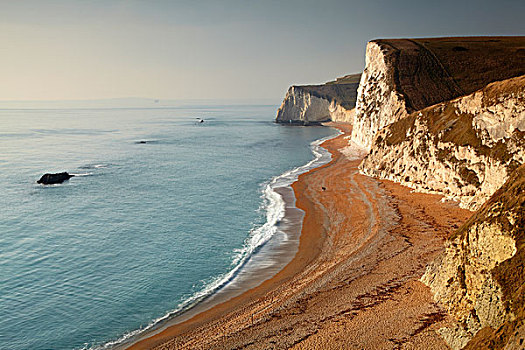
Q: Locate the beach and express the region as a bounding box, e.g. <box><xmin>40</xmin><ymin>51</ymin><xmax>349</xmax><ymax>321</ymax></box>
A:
<box><xmin>128</xmin><ymin>123</ymin><xmax>472</xmax><ymax>349</ymax></box>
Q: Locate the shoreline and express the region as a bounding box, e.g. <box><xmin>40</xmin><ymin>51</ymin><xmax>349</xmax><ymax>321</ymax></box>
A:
<box><xmin>128</xmin><ymin>123</ymin><xmax>472</xmax><ymax>349</ymax></box>
<box><xmin>120</xmin><ymin>128</ymin><xmax>339</xmax><ymax>349</ymax></box>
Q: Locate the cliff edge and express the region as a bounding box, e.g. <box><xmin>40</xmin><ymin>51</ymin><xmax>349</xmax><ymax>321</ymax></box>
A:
<box><xmin>352</xmin><ymin>37</ymin><xmax>525</xmax><ymax>149</ymax></box>
<box><xmin>275</xmin><ymin>74</ymin><xmax>361</xmax><ymax>125</ymax></box>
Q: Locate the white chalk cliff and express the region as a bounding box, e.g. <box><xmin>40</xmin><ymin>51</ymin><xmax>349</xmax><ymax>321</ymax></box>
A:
<box><xmin>348</xmin><ymin>37</ymin><xmax>525</xmax><ymax>349</ymax></box>
<box><xmin>358</xmin><ymin>75</ymin><xmax>525</xmax><ymax>210</ymax></box>
<box><xmin>276</xmin><ymin>74</ymin><xmax>360</xmax><ymax>124</ymax></box>
<box><xmin>351</xmin><ymin>42</ymin><xmax>409</xmax><ymax>149</ymax></box>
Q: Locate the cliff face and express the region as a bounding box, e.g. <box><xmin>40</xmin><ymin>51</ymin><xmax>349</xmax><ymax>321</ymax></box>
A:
<box><xmin>352</xmin><ymin>37</ymin><xmax>525</xmax><ymax>150</ymax></box>
<box><xmin>360</xmin><ymin>75</ymin><xmax>525</xmax><ymax>210</ymax></box>
<box><xmin>351</xmin><ymin>37</ymin><xmax>525</xmax><ymax>349</ymax></box>
<box><xmin>276</xmin><ymin>86</ymin><xmax>333</xmax><ymax>124</ymax></box>
<box><xmin>421</xmin><ymin>164</ymin><xmax>525</xmax><ymax>349</ymax></box>
<box><xmin>351</xmin><ymin>41</ymin><xmax>409</xmax><ymax>149</ymax></box>
<box><xmin>276</xmin><ymin>36</ymin><xmax>525</xmax><ymax>349</ymax></box>
<box><xmin>275</xmin><ymin>74</ymin><xmax>360</xmax><ymax>125</ymax></box>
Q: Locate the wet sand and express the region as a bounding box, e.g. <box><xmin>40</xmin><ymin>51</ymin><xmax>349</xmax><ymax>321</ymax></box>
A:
<box><xmin>128</xmin><ymin>123</ymin><xmax>471</xmax><ymax>349</ymax></box>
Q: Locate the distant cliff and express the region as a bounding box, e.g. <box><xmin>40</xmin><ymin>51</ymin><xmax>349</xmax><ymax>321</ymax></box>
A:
<box><xmin>275</xmin><ymin>74</ymin><xmax>360</xmax><ymax>125</ymax></box>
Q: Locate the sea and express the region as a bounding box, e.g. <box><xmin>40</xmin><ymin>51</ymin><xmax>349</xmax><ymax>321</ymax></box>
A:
<box><xmin>0</xmin><ymin>100</ymin><xmax>337</xmax><ymax>350</ymax></box>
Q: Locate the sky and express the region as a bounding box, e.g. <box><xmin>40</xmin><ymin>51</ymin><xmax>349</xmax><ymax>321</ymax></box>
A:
<box><xmin>0</xmin><ymin>0</ymin><xmax>523</xmax><ymax>101</ymax></box>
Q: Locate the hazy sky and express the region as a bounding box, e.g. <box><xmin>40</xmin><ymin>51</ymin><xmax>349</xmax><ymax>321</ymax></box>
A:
<box><xmin>1</xmin><ymin>0</ymin><xmax>523</xmax><ymax>101</ymax></box>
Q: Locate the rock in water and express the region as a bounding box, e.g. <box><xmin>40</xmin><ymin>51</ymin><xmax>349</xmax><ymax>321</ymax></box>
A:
<box><xmin>37</xmin><ymin>172</ymin><xmax>74</xmax><ymax>185</ymax></box>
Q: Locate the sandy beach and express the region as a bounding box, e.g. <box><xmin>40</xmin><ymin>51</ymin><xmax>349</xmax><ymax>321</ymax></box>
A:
<box><xmin>128</xmin><ymin>123</ymin><xmax>472</xmax><ymax>349</ymax></box>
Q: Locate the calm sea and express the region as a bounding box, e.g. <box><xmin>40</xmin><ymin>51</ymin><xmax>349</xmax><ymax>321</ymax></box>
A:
<box><xmin>0</xmin><ymin>102</ymin><xmax>336</xmax><ymax>350</ymax></box>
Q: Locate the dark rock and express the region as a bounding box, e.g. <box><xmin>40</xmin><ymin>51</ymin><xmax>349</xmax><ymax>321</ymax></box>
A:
<box><xmin>135</xmin><ymin>140</ymin><xmax>159</xmax><ymax>144</ymax></box>
<box><xmin>37</xmin><ymin>172</ymin><xmax>74</xmax><ymax>185</ymax></box>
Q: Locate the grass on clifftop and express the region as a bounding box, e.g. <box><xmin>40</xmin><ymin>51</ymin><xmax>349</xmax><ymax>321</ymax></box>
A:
<box><xmin>293</xmin><ymin>73</ymin><xmax>362</xmax><ymax>110</ymax></box>
<box><xmin>325</xmin><ymin>73</ymin><xmax>362</xmax><ymax>85</ymax></box>
<box><xmin>374</xmin><ymin>36</ymin><xmax>525</xmax><ymax>112</ymax></box>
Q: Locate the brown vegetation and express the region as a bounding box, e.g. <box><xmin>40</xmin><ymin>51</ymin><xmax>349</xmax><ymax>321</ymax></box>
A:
<box><xmin>294</xmin><ymin>73</ymin><xmax>361</xmax><ymax>109</ymax></box>
<box><xmin>374</xmin><ymin>36</ymin><xmax>525</xmax><ymax>111</ymax></box>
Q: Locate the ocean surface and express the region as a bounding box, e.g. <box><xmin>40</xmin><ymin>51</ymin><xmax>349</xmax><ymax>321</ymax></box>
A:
<box><xmin>0</xmin><ymin>102</ymin><xmax>336</xmax><ymax>350</ymax></box>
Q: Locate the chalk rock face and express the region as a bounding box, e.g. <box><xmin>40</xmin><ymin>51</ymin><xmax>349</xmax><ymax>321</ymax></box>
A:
<box><xmin>360</xmin><ymin>75</ymin><xmax>525</xmax><ymax>210</ymax></box>
<box><xmin>276</xmin><ymin>86</ymin><xmax>332</xmax><ymax>124</ymax></box>
<box><xmin>351</xmin><ymin>42</ymin><xmax>409</xmax><ymax>150</ymax></box>
<box><xmin>275</xmin><ymin>74</ymin><xmax>360</xmax><ymax>125</ymax></box>
<box><xmin>328</xmin><ymin>101</ymin><xmax>355</xmax><ymax>123</ymax></box>
<box><xmin>421</xmin><ymin>164</ymin><xmax>525</xmax><ymax>349</ymax></box>
<box><xmin>351</xmin><ymin>37</ymin><xmax>525</xmax><ymax>151</ymax></box>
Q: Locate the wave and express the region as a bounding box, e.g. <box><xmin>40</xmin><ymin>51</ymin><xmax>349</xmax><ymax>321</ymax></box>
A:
<box><xmin>79</xmin><ymin>164</ymin><xmax>110</xmax><ymax>170</ymax></box>
<box><xmin>88</xmin><ymin>131</ymin><xmax>340</xmax><ymax>350</ymax></box>
<box><xmin>70</xmin><ymin>173</ymin><xmax>93</xmax><ymax>177</ymax></box>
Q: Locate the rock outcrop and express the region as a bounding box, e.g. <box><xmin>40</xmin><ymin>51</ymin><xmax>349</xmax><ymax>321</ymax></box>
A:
<box><xmin>421</xmin><ymin>164</ymin><xmax>525</xmax><ymax>349</ymax></box>
<box><xmin>360</xmin><ymin>75</ymin><xmax>525</xmax><ymax>210</ymax></box>
<box><xmin>276</xmin><ymin>74</ymin><xmax>360</xmax><ymax>125</ymax></box>
<box><xmin>352</xmin><ymin>37</ymin><xmax>525</xmax><ymax>150</ymax></box>
<box><xmin>37</xmin><ymin>172</ymin><xmax>74</xmax><ymax>185</ymax></box>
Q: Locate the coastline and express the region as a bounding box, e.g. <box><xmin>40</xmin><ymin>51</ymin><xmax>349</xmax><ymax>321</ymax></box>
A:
<box><xmin>117</xmin><ymin>128</ymin><xmax>339</xmax><ymax>349</ymax></box>
<box><xmin>128</xmin><ymin>123</ymin><xmax>472</xmax><ymax>349</ymax></box>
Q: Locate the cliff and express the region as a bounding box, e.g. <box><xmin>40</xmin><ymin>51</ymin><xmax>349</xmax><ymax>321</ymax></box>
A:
<box><xmin>360</xmin><ymin>75</ymin><xmax>525</xmax><ymax>210</ymax></box>
<box><xmin>352</xmin><ymin>36</ymin><xmax>525</xmax><ymax>349</ymax></box>
<box><xmin>421</xmin><ymin>164</ymin><xmax>525</xmax><ymax>349</ymax></box>
<box><xmin>352</xmin><ymin>37</ymin><xmax>525</xmax><ymax>149</ymax></box>
<box><xmin>275</xmin><ymin>37</ymin><xmax>525</xmax><ymax>348</ymax></box>
<box><xmin>275</xmin><ymin>74</ymin><xmax>360</xmax><ymax>125</ymax></box>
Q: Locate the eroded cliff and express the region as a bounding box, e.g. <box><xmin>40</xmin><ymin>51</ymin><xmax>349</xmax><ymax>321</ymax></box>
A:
<box><xmin>351</xmin><ymin>41</ymin><xmax>409</xmax><ymax>149</ymax></box>
<box><xmin>275</xmin><ymin>36</ymin><xmax>525</xmax><ymax>350</ymax></box>
<box><xmin>421</xmin><ymin>164</ymin><xmax>525</xmax><ymax>349</ymax></box>
<box><xmin>360</xmin><ymin>75</ymin><xmax>525</xmax><ymax>210</ymax></box>
<box><xmin>275</xmin><ymin>74</ymin><xmax>360</xmax><ymax>125</ymax></box>
<box><xmin>352</xmin><ymin>37</ymin><xmax>525</xmax><ymax>150</ymax></box>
